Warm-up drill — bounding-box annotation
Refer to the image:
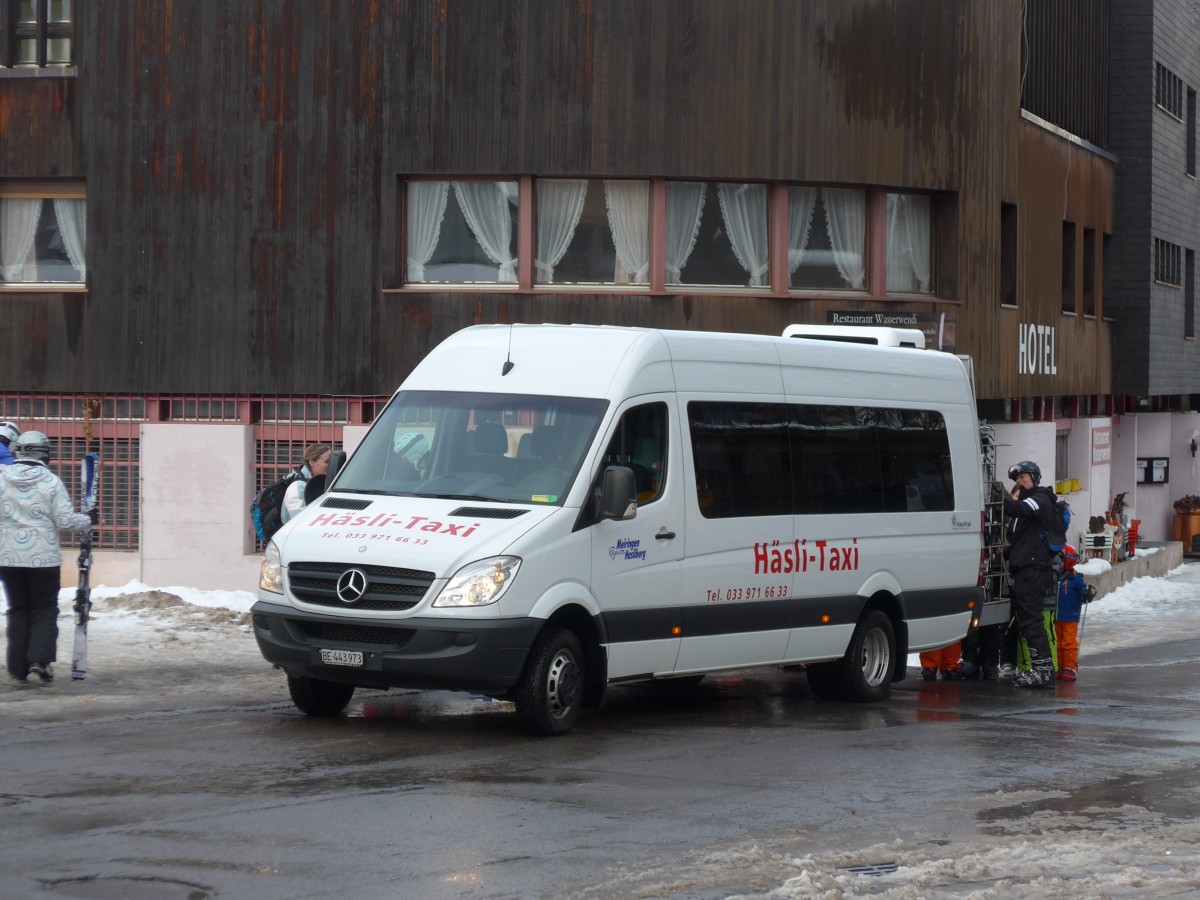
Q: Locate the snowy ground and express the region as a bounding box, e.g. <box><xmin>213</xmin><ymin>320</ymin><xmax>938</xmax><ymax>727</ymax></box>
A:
<box><xmin>4</xmin><ymin>558</ymin><xmax>1200</xmax><ymax>897</ymax></box>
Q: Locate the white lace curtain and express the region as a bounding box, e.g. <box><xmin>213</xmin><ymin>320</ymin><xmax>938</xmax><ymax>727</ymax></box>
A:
<box><xmin>0</xmin><ymin>198</ymin><xmax>42</xmax><ymax>282</ymax></box>
<box><xmin>53</xmin><ymin>199</ymin><xmax>87</xmax><ymax>281</ymax></box>
<box><xmin>406</xmin><ymin>182</ymin><xmax>450</xmax><ymax>282</ymax></box>
<box><xmin>400</xmin><ymin>180</ymin><xmax>924</xmax><ymax>291</ymax></box>
<box><xmin>665</xmin><ymin>182</ymin><xmax>706</xmax><ymax>284</ymax></box>
<box><xmin>535</xmin><ymin>179</ymin><xmax>588</xmax><ymax>283</ymax></box>
<box><xmin>604</xmin><ymin>180</ymin><xmax>649</xmax><ymax>283</ymax></box>
<box><xmin>787</xmin><ymin>187</ymin><xmax>818</xmax><ymax>275</ymax></box>
<box><xmin>717</xmin><ymin>183</ymin><xmax>769</xmax><ymax>286</ymax></box>
<box><xmin>886</xmin><ymin>193</ymin><xmax>931</xmax><ymax>292</ymax></box>
<box><xmin>453</xmin><ymin>181</ymin><xmax>518</xmax><ymax>282</ymax></box>
<box><xmin>823</xmin><ymin>188</ymin><xmax>867</xmax><ymax>289</ymax></box>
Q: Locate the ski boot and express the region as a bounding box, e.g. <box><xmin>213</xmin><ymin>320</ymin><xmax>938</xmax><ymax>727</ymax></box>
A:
<box><xmin>945</xmin><ymin>661</ymin><xmax>980</xmax><ymax>680</ymax></box>
<box><xmin>1012</xmin><ymin>656</ymin><xmax>1055</xmax><ymax>689</ymax></box>
<box><xmin>921</xmin><ymin>667</ymin><xmax>938</xmax><ymax>681</ymax></box>
<box><xmin>1057</xmin><ymin>668</ymin><xmax>1077</xmax><ymax>681</ymax></box>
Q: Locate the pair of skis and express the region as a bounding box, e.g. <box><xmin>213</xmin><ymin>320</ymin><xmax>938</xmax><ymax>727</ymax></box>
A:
<box><xmin>72</xmin><ymin>452</ymin><xmax>99</xmax><ymax>681</ymax></box>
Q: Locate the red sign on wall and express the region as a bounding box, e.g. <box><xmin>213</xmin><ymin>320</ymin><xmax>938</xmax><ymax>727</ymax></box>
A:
<box><xmin>1092</xmin><ymin>426</ymin><xmax>1112</xmax><ymax>465</ymax></box>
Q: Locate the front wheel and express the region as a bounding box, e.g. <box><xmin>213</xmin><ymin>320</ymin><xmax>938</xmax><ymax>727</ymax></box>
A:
<box><xmin>513</xmin><ymin>627</ymin><xmax>585</xmax><ymax>736</ymax></box>
<box><xmin>287</xmin><ymin>675</ymin><xmax>355</xmax><ymax>717</ymax></box>
<box><xmin>831</xmin><ymin>609</ymin><xmax>895</xmax><ymax>702</ymax></box>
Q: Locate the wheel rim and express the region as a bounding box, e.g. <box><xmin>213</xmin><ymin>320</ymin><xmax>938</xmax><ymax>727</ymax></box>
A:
<box><xmin>860</xmin><ymin>627</ymin><xmax>891</xmax><ymax>687</ymax></box>
<box><xmin>546</xmin><ymin>648</ymin><xmax>582</xmax><ymax>720</ymax></box>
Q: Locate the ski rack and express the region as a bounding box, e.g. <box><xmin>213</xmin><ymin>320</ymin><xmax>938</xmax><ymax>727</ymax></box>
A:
<box><xmin>977</xmin><ymin>422</ymin><xmax>1011</xmax><ymax>626</ymax></box>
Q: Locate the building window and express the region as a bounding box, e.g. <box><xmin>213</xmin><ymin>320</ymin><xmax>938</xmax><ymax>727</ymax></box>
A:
<box><xmin>788</xmin><ymin>187</ymin><xmax>868</xmax><ymax>291</ymax></box>
<box><xmin>1186</xmin><ymin>249</ymin><xmax>1196</xmax><ymax>339</ymax></box>
<box><xmin>400</xmin><ymin>177</ymin><xmax>945</xmax><ymax>297</ymax></box>
<box><xmin>0</xmin><ymin>184</ymin><xmax>86</xmax><ymax>286</ymax></box>
<box><xmin>534</xmin><ymin>179</ymin><xmax>649</xmax><ymax>286</ymax></box>
<box><xmin>885</xmin><ymin>193</ymin><xmax>933</xmax><ymax>293</ymax></box>
<box><xmin>1000</xmin><ymin>203</ymin><xmax>1017</xmax><ymax>307</ymax></box>
<box><xmin>1055</xmin><ymin>430</ymin><xmax>1068</xmax><ymax>484</ymax></box>
<box><xmin>1187</xmin><ymin>89</ymin><xmax>1196</xmax><ymax>178</ymax></box>
<box><xmin>1061</xmin><ymin>221</ymin><xmax>1076</xmax><ymax>313</ymax></box>
<box><xmin>1082</xmin><ymin>227</ymin><xmax>1096</xmax><ymax>317</ymax></box>
<box><xmin>2</xmin><ymin>0</ymin><xmax>72</xmax><ymax>68</ymax></box>
<box><xmin>1155</xmin><ymin>237</ymin><xmax>1182</xmax><ymax>287</ymax></box>
<box><xmin>668</xmin><ymin>181</ymin><xmax>769</xmax><ymax>288</ymax></box>
<box><xmin>405</xmin><ymin>180</ymin><xmax>518</xmax><ymax>284</ymax></box>
<box><xmin>1156</xmin><ymin>63</ymin><xmax>1183</xmax><ymax>119</ymax></box>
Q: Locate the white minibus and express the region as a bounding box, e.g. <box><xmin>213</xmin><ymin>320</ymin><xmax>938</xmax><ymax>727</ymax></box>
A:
<box><xmin>253</xmin><ymin>324</ymin><xmax>985</xmax><ymax>734</ymax></box>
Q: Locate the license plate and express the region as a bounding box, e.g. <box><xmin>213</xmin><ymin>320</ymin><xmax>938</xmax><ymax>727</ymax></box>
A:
<box><xmin>319</xmin><ymin>648</ymin><xmax>364</xmax><ymax>667</ymax></box>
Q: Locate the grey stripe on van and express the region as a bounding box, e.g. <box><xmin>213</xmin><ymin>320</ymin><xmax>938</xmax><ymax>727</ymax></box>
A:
<box><xmin>601</xmin><ymin>587</ymin><xmax>980</xmax><ymax>643</ymax></box>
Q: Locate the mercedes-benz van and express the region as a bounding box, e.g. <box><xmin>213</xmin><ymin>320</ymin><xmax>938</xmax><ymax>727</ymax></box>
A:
<box><xmin>252</xmin><ymin>324</ymin><xmax>984</xmax><ymax>734</ymax></box>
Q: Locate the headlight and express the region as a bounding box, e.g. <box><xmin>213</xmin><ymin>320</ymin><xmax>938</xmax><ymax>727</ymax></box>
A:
<box><xmin>432</xmin><ymin>556</ymin><xmax>521</xmax><ymax>608</ymax></box>
<box><xmin>259</xmin><ymin>541</ymin><xmax>283</xmax><ymax>594</ymax></box>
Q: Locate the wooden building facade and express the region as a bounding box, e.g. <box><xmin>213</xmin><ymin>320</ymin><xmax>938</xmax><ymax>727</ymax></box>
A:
<box><xmin>1</xmin><ymin>0</ymin><xmax>1113</xmax><ymax>401</ymax></box>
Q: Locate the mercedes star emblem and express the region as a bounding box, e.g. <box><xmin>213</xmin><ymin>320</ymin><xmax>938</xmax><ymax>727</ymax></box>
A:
<box><xmin>336</xmin><ymin>567</ymin><xmax>369</xmax><ymax>604</ymax></box>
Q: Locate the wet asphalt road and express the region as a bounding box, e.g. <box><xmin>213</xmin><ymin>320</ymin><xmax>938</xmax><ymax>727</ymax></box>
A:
<box><xmin>3</xmin><ymin>636</ymin><xmax>1200</xmax><ymax>900</ymax></box>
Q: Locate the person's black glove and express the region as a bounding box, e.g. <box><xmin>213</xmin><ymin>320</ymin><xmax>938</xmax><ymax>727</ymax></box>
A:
<box><xmin>88</xmin><ymin>507</ymin><xmax>99</xmax><ymax>525</ymax></box>
<box><xmin>1083</xmin><ymin>585</ymin><xmax>1097</xmax><ymax>604</ymax></box>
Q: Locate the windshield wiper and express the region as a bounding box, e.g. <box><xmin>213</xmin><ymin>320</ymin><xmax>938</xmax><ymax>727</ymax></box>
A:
<box><xmin>411</xmin><ymin>492</ymin><xmax>500</xmax><ymax>503</ymax></box>
<box><xmin>335</xmin><ymin>488</ymin><xmax>399</xmax><ymax>495</ymax></box>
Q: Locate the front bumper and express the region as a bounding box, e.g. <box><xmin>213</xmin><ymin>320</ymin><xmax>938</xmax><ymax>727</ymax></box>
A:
<box><xmin>251</xmin><ymin>600</ymin><xmax>543</xmax><ymax>694</ymax></box>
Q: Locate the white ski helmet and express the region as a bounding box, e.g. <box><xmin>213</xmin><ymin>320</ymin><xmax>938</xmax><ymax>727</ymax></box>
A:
<box><xmin>13</xmin><ymin>430</ymin><xmax>51</xmax><ymax>463</ymax></box>
<box><xmin>0</xmin><ymin>421</ymin><xmax>18</xmax><ymax>446</ymax></box>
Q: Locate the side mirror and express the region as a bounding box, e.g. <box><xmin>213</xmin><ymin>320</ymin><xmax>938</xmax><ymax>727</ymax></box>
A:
<box><xmin>598</xmin><ymin>466</ymin><xmax>637</xmax><ymax>521</ymax></box>
<box><xmin>326</xmin><ymin>450</ymin><xmax>347</xmax><ymax>492</ymax></box>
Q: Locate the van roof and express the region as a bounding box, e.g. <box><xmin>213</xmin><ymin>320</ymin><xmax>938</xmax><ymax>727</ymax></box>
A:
<box><xmin>402</xmin><ymin>324</ymin><xmax>971</xmax><ymax>404</ymax></box>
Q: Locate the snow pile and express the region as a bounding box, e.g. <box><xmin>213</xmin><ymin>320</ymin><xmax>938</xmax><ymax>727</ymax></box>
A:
<box><xmin>729</xmin><ymin>804</ymin><xmax>1200</xmax><ymax>898</ymax></box>
<box><xmin>2</xmin><ymin>579</ymin><xmax>272</xmax><ymax>722</ymax></box>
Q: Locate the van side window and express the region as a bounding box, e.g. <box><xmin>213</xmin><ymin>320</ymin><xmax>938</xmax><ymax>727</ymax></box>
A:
<box><xmin>791</xmin><ymin>406</ymin><xmax>953</xmax><ymax>514</ymax></box>
<box><xmin>689</xmin><ymin>402</ymin><xmax>791</xmax><ymax>518</ymax></box>
<box><xmin>688</xmin><ymin>401</ymin><xmax>954</xmax><ymax>518</ymax></box>
<box><xmin>876</xmin><ymin>408</ymin><xmax>954</xmax><ymax>512</ymax></box>
<box><xmin>791</xmin><ymin>405</ymin><xmax>885</xmax><ymax>514</ymax></box>
<box><xmin>601</xmin><ymin>403</ymin><xmax>668</xmax><ymax>505</ymax></box>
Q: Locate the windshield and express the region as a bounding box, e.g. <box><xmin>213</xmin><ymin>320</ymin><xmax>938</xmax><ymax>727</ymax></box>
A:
<box><xmin>333</xmin><ymin>391</ymin><xmax>609</xmax><ymax>505</ymax></box>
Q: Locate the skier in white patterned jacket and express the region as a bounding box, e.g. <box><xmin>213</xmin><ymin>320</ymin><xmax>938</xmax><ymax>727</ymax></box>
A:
<box><xmin>0</xmin><ymin>431</ymin><xmax>91</xmax><ymax>684</ymax></box>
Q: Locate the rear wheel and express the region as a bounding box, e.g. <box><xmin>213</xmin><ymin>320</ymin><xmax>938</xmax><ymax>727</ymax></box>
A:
<box><xmin>287</xmin><ymin>675</ymin><xmax>355</xmax><ymax>717</ymax></box>
<box><xmin>832</xmin><ymin>610</ymin><xmax>895</xmax><ymax>702</ymax></box>
<box><xmin>514</xmin><ymin>627</ymin><xmax>585</xmax><ymax>736</ymax></box>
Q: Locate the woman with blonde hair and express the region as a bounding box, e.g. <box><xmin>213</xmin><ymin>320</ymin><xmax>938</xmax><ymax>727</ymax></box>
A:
<box><xmin>280</xmin><ymin>443</ymin><xmax>332</xmax><ymax>525</ymax></box>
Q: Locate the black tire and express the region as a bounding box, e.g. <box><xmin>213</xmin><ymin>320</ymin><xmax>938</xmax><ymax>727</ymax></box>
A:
<box><xmin>287</xmin><ymin>675</ymin><xmax>355</xmax><ymax>717</ymax></box>
<box><xmin>831</xmin><ymin>609</ymin><xmax>896</xmax><ymax>702</ymax></box>
<box><xmin>805</xmin><ymin>661</ymin><xmax>844</xmax><ymax>699</ymax></box>
<box><xmin>513</xmin><ymin>626</ymin><xmax>585</xmax><ymax>736</ymax></box>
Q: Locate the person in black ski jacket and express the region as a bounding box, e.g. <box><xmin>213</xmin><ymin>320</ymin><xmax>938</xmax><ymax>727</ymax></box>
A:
<box><xmin>1003</xmin><ymin>459</ymin><xmax>1057</xmax><ymax>688</ymax></box>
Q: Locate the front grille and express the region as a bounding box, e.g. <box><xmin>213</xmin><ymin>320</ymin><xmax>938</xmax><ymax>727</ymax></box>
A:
<box><xmin>288</xmin><ymin>561</ymin><xmax>435</xmax><ymax>610</ymax></box>
<box><xmin>302</xmin><ymin>622</ymin><xmax>416</xmax><ymax>646</ymax></box>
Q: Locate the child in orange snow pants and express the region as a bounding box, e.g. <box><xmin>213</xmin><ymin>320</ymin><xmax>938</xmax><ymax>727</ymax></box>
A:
<box><xmin>919</xmin><ymin>642</ymin><xmax>961</xmax><ymax>681</ymax></box>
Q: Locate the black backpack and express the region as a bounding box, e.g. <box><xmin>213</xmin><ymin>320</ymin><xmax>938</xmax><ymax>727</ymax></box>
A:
<box><xmin>1041</xmin><ymin>493</ymin><xmax>1072</xmax><ymax>554</ymax></box>
<box><xmin>250</xmin><ymin>468</ymin><xmax>306</xmax><ymax>542</ymax></box>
